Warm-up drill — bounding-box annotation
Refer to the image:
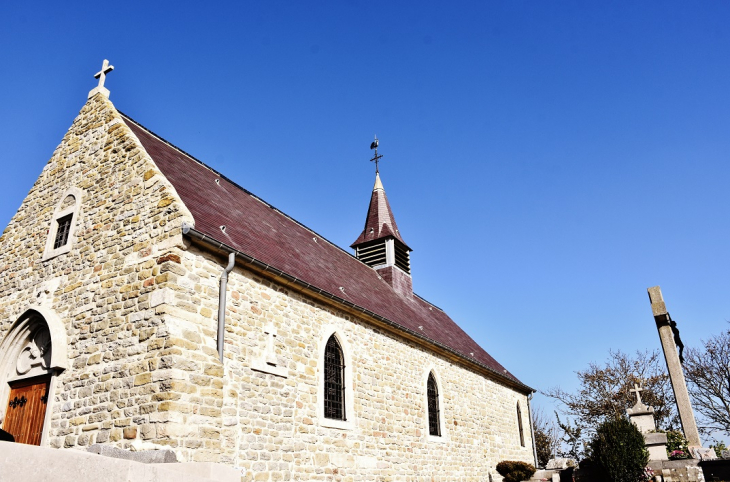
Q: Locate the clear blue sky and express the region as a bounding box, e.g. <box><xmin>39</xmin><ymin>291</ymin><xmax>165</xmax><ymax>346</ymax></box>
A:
<box><xmin>2</xmin><ymin>1</ymin><xmax>729</xmax><ymax>441</ymax></box>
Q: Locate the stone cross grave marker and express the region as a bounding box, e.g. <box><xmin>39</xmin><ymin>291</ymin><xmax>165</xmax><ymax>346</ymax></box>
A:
<box><xmin>630</xmin><ymin>383</ymin><xmax>644</xmax><ymax>405</ymax></box>
<box><xmin>627</xmin><ymin>380</ymin><xmax>668</xmax><ymax>460</ymax></box>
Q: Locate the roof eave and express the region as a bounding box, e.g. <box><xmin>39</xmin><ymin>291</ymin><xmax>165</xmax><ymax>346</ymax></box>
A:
<box><xmin>182</xmin><ymin>222</ymin><xmax>534</xmax><ymax>394</ymax></box>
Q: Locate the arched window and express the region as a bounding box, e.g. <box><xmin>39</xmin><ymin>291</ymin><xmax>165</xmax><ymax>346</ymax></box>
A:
<box><xmin>427</xmin><ymin>372</ymin><xmax>441</xmax><ymax>436</ymax></box>
<box><xmin>517</xmin><ymin>402</ymin><xmax>525</xmax><ymax>447</ymax></box>
<box><xmin>324</xmin><ymin>335</ymin><xmax>346</xmax><ymax>420</ymax></box>
<box><xmin>42</xmin><ymin>188</ymin><xmax>82</xmax><ymax>261</ymax></box>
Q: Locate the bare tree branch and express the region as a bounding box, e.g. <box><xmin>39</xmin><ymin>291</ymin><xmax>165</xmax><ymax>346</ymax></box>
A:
<box><xmin>531</xmin><ymin>407</ymin><xmax>560</xmax><ymax>467</ymax></box>
<box><xmin>544</xmin><ymin>349</ymin><xmax>678</xmax><ymax>451</ymax></box>
<box><xmin>684</xmin><ymin>324</ymin><xmax>730</xmax><ymax>437</ymax></box>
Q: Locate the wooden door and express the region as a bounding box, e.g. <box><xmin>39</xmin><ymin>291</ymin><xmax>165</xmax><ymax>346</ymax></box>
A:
<box><xmin>3</xmin><ymin>375</ymin><xmax>50</xmax><ymax>445</ymax></box>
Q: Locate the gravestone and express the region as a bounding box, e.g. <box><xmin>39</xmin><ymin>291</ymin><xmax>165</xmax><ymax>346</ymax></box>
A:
<box><xmin>626</xmin><ymin>382</ymin><xmax>668</xmax><ymax>461</ymax></box>
<box><xmin>692</xmin><ymin>447</ymin><xmax>717</xmax><ymax>461</ymax></box>
<box><xmin>545</xmin><ymin>458</ymin><xmax>576</xmax><ymax>470</ymax></box>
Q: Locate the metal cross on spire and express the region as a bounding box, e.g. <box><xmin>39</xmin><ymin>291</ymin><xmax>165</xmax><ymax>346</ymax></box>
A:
<box><xmin>88</xmin><ymin>59</ymin><xmax>114</xmax><ymax>99</ymax></box>
<box><xmin>369</xmin><ymin>135</ymin><xmax>383</xmax><ymax>173</ymax></box>
<box><xmin>629</xmin><ymin>382</ymin><xmax>644</xmax><ymax>405</ymax></box>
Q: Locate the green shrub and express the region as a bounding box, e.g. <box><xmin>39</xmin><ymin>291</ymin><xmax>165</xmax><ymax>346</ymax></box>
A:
<box><xmin>588</xmin><ymin>417</ymin><xmax>648</xmax><ymax>482</ymax></box>
<box><xmin>665</xmin><ymin>430</ymin><xmax>689</xmax><ymax>458</ymax></box>
<box><xmin>534</xmin><ymin>428</ymin><xmax>552</xmax><ymax>467</ymax></box>
<box><xmin>710</xmin><ymin>441</ymin><xmax>727</xmax><ymax>458</ymax></box>
<box><xmin>496</xmin><ymin>460</ymin><xmax>536</xmax><ymax>482</ymax></box>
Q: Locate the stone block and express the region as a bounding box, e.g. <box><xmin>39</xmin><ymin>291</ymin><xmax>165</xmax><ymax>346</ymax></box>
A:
<box><xmin>87</xmin><ymin>443</ymin><xmax>177</xmax><ymax>463</ymax></box>
<box><xmin>546</xmin><ymin>458</ymin><xmax>576</xmax><ymax>470</ymax></box>
<box><xmin>0</xmin><ymin>441</ymin><xmax>239</xmax><ymax>481</ymax></box>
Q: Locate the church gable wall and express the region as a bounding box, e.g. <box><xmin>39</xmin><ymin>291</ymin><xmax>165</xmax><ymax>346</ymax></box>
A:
<box><xmin>0</xmin><ymin>94</ymin><xmax>193</xmax><ymax>449</ymax></box>
<box><xmin>152</xmin><ymin>243</ymin><xmax>535</xmax><ymax>478</ymax></box>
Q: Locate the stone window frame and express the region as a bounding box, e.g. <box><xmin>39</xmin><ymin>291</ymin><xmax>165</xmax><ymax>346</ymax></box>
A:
<box><xmin>423</xmin><ymin>367</ymin><xmax>447</xmax><ymax>443</ymax></box>
<box><xmin>317</xmin><ymin>326</ymin><xmax>354</xmax><ymax>430</ymax></box>
<box><xmin>42</xmin><ymin>187</ymin><xmax>83</xmax><ymax>261</ymax></box>
<box><xmin>517</xmin><ymin>401</ymin><xmax>525</xmax><ymax>447</ymax></box>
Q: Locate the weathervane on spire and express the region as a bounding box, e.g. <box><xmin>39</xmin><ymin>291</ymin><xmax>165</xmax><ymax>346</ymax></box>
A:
<box><xmin>370</xmin><ymin>135</ymin><xmax>383</xmax><ymax>173</ymax></box>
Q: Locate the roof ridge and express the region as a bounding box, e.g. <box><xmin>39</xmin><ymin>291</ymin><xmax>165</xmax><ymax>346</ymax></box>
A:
<box><xmin>413</xmin><ymin>293</ymin><xmax>444</xmax><ymax>312</ymax></box>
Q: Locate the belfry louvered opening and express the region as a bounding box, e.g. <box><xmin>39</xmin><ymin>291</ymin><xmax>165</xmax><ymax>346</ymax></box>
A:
<box><xmin>355</xmin><ymin>242</ymin><xmax>387</xmax><ymax>268</ymax></box>
<box><xmin>394</xmin><ymin>241</ymin><xmax>410</xmax><ymax>274</ymax></box>
<box><xmin>324</xmin><ymin>335</ymin><xmax>346</xmax><ymax>420</ymax></box>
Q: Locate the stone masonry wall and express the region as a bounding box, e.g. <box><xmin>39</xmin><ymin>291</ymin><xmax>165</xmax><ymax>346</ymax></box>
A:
<box><xmin>0</xmin><ymin>94</ymin><xmax>194</xmax><ymax>450</ymax></box>
<box><xmin>155</xmin><ymin>243</ymin><xmax>535</xmax><ymax>480</ymax></box>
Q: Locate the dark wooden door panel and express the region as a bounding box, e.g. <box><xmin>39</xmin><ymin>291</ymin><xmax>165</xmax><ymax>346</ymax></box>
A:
<box><xmin>4</xmin><ymin>375</ymin><xmax>50</xmax><ymax>445</ymax></box>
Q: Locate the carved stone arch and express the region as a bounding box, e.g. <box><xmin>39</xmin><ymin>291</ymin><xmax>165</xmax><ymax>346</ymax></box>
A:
<box><xmin>317</xmin><ymin>326</ymin><xmax>354</xmax><ymax>430</ymax></box>
<box><xmin>0</xmin><ymin>308</ymin><xmax>67</xmax><ymax>445</ymax></box>
<box><xmin>42</xmin><ymin>186</ymin><xmax>84</xmax><ymax>261</ymax></box>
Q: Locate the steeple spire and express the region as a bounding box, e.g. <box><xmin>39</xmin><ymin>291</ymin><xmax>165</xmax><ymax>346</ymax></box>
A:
<box><xmin>351</xmin><ymin>172</ymin><xmax>409</xmax><ymax>249</ymax></box>
<box><xmin>352</xmin><ymin>139</ymin><xmax>413</xmax><ymax>296</ymax></box>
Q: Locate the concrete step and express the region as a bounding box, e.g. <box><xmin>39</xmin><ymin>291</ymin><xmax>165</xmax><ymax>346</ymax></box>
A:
<box><xmin>0</xmin><ymin>441</ymin><xmax>240</xmax><ymax>482</ymax></box>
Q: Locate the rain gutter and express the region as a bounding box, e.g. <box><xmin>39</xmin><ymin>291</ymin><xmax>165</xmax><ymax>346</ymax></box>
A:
<box><xmin>181</xmin><ymin>222</ymin><xmax>534</xmax><ymax>394</ymax></box>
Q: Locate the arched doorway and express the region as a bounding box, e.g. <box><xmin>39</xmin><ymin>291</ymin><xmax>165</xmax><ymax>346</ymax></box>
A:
<box><xmin>0</xmin><ymin>308</ymin><xmax>67</xmax><ymax>445</ymax></box>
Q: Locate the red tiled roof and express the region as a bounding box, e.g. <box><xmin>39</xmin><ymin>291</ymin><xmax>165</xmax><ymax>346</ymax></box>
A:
<box><xmin>121</xmin><ymin>114</ymin><xmax>528</xmax><ymax>390</ymax></box>
<box><xmin>351</xmin><ymin>173</ymin><xmax>410</xmax><ymax>249</ymax></box>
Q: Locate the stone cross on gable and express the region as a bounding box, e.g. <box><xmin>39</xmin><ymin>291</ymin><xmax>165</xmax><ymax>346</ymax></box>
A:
<box><xmin>630</xmin><ymin>383</ymin><xmax>644</xmax><ymax>405</ymax></box>
<box><xmin>88</xmin><ymin>59</ymin><xmax>114</xmax><ymax>100</ymax></box>
<box><xmin>94</xmin><ymin>59</ymin><xmax>114</xmax><ymax>89</ymax></box>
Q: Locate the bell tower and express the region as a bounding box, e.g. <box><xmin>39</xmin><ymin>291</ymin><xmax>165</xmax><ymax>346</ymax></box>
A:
<box><xmin>351</xmin><ymin>138</ymin><xmax>413</xmax><ymax>296</ymax></box>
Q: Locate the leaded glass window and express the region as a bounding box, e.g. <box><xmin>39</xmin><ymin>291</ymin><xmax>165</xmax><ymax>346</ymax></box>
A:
<box><xmin>427</xmin><ymin>373</ymin><xmax>441</xmax><ymax>436</ymax></box>
<box><xmin>517</xmin><ymin>402</ymin><xmax>525</xmax><ymax>447</ymax></box>
<box><xmin>324</xmin><ymin>335</ymin><xmax>345</xmax><ymax>420</ymax></box>
<box><xmin>53</xmin><ymin>214</ymin><xmax>73</xmax><ymax>249</ymax></box>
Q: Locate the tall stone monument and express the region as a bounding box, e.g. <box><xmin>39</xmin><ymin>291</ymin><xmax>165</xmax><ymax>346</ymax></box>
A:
<box><xmin>647</xmin><ymin>286</ymin><xmax>702</xmax><ymax>449</ymax></box>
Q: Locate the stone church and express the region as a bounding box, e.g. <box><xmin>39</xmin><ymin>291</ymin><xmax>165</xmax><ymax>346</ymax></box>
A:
<box><xmin>0</xmin><ymin>62</ymin><xmax>535</xmax><ymax>480</ymax></box>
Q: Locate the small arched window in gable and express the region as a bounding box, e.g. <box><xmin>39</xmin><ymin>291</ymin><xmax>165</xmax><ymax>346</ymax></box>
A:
<box><xmin>42</xmin><ymin>188</ymin><xmax>82</xmax><ymax>261</ymax></box>
<box><xmin>324</xmin><ymin>335</ymin><xmax>346</xmax><ymax>421</ymax></box>
<box><xmin>427</xmin><ymin>372</ymin><xmax>441</xmax><ymax>436</ymax></box>
<box><xmin>517</xmin><ymin>402</ymin><xmax>525</xmax><ymax>447</ymax></box>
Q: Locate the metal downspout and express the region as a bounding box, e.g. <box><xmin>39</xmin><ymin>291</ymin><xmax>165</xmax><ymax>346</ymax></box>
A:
<box><xmin>527</xmin><ymin>392</ymin><xmax>539</xmax><ymax>468</ymax></box>
<box><xmin>218</xmin><ymin>252</ymin><xmax>235</xmax><ymax>363</ymax></box>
